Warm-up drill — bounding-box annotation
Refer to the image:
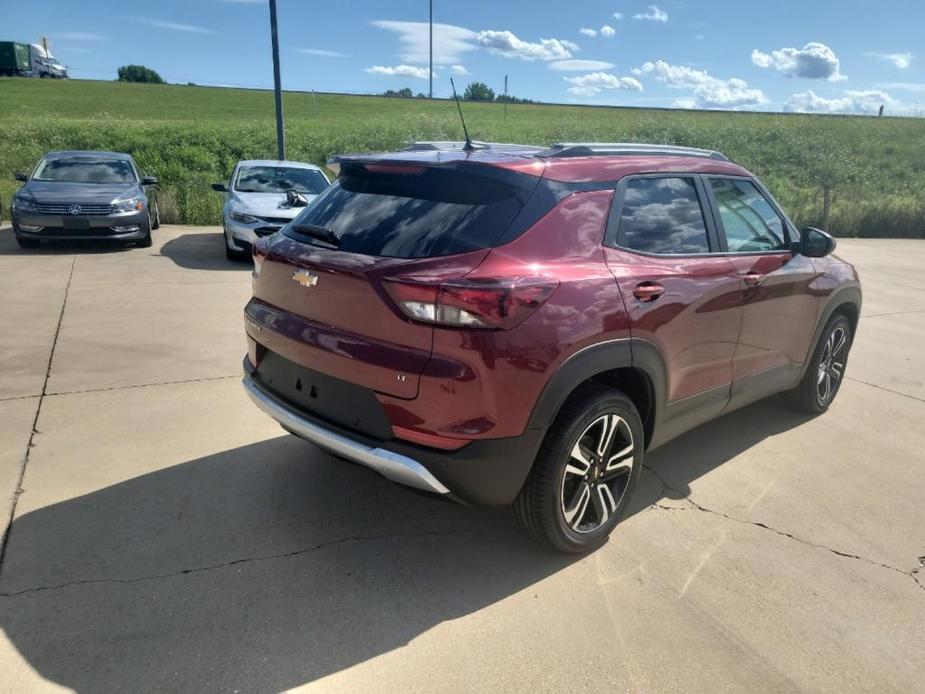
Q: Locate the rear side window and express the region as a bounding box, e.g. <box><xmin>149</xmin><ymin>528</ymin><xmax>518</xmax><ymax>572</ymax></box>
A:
<box><xmin>616</xmin><ymin>177</ymin><xmax>711</xmax><ymax>255</ymax></box>
<box><xmin>285</xmin><ymin>164</ymin><xmax>534</xmax><ymax>258</ymax></box>
<box><xmin>709</xmin><ymin>178</ymin><xmax>787</xmax><ymax>252</ymax></box>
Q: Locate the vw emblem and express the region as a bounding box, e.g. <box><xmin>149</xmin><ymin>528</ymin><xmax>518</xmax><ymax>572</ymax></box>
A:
<box><xmin>68</xmin><ymin>204</ymin><xmax>81</xmax><ymax>216</ymax></box>
<box><xmin>291</xmin><ymin>270</ymin><xmax>319</xmax><ymax>288</ymax></box>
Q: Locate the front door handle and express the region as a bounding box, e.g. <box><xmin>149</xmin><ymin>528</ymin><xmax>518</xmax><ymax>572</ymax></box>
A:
<box><xmin>742</xmin><ymin>272</ymin><xmax>764</xmax><ymax>288</ymax></box>
<box><xmin>633</xmin><ymin>281</ymin><xmax>665</xmax><ymax>302</ymax></box>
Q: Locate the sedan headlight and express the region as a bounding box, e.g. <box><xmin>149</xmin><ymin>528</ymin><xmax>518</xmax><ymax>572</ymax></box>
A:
<box><xmin>13</xmin><ymin>196</ymin><xmax>37</xmax><ymax>213</ymax></box>
<box><xmin>229</xmin><ymin>209</ymin><xmax>258</xmax><ymax>224</ymax></box>
<box><xmin>112</xmin><ymin>197</ymin><xmax>144</xmax><ymax>213</ymax></box>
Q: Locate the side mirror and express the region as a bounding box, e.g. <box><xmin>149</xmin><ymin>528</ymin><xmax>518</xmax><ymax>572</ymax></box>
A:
<box><xmin>211</xmin><ymin>182</ymin><xmax>228</xmax><ymax>192</ymax></box>
<box><xmin>798</xmin><ymin>227</ymin><xmax>837</xmax><ymax>257</ymax></box>
<box><xmin>14</xmin><ymin>172</ymin><xmax>28</xmax><ymax>182</ymax></box>
<box><xmin>141</xmin><ymin>175</ymin><xmax>158</xmax><ymax>185</ymax></box>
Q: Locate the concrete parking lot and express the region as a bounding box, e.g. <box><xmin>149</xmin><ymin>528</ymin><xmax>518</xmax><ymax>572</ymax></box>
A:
<box><xmin>0</xmin><ymin>225</ymin><xmax>922</xmax><ymax>692</ymax></box>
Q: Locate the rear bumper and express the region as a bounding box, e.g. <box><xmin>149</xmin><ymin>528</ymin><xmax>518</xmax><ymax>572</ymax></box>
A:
<box><xmin>243</xmin><ymin>373</ymin><xmax>450</xmax><ymax>495</ymax></box>
<box><xmin>242</xmin><ymin>358</ymin><xmax>544</xmax><ymax>505</ymax></box>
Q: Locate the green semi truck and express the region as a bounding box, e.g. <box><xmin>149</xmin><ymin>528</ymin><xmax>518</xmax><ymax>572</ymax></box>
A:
<box><xmin>0</xmin><ymin>41</ymin><xmax>67</xmax><ymax>78</ymax></box>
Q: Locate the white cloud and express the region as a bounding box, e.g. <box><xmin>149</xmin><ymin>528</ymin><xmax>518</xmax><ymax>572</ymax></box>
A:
<box><xmin>136</xmin><ymin>17</ymin><xmax>215</xmax><ymax>34</ymax></box>
<box><xmin>579</xmin><ymin>27</ymin><xmax>597</xmax><ymax>37</ymax></box>
<box><xmin>477</xmin><ymin>30</ymin><xmax>577</xmax><ymax>61</ymax></box>
<box><xmin>634</xmin><ymin>5</ymin><xmax>668</xmax><ymax>22</ymax></box>
<box><xmin>55</xmin><ymin>32</ymin><xmax>102</xmax><ymax>41</ymax></box>
<box><xmin>550</xmin><ymin>59</ymin><xmax>616</xmax><ymax>71</ymax></box>
<box><xmin>371</xmin><ymin>21</ymin><xmax>477</xmax><ymax>65</ymax></box>
<box><xmin>366</xmin><ymin>64</ymin><xmax>431</xmax><ymax>79</ymax></box>
<box><xmin>295</xmin><ymin>48</ymin><xmax>347</xmax><ymax>58</ymax></box>
<box><xmin>867</xmin><ymin>52</ymin><xmax>913</xmax><ymax>69</ymax></box>
<box><xmin>613</xmin><ymin>12</ymin><xmax>624</xmax><ymax>20</ymax></box>
<box><xmin>635</xmin><ymin>60</ymin><xmax>766</xmax><ymax>108</ymax></box>
<box><xmin>451</xmin><ymin>64</ymin><xmax>468</xmax><ymax>75</ymax></box>
<box><xmin>672</xmin><ymin>97</ymin><xmax>698</xmax><ymax>109</ymax></box>
<box><xmin>784</xmin><ymin>89</ymin><xmax>898</xmax><ymax>114</ymax></box>
<box><xmin>600</xmin><ymin>25</ymin><xmax>616</xmax><ymax>38</ymax></box>
<box><xmin>751</xmin><ymin>42</ymin><xmax>845</xmax><ymax>81</ymax></box>
<box><xmin>565</xmin><ymin>72</ymin><xmax>643</xmax><ymax>96</ymax></box>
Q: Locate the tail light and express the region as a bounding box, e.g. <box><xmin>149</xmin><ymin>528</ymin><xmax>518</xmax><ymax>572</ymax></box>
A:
<box><xmin>252</xmin><ymin>237</ymin><xmax>268</xmax><ymax>277</ymax></box>
<box><xmin>381</xmin><ymin>277</ymin><xmax>558</xmax><ymax>330</ymax></box>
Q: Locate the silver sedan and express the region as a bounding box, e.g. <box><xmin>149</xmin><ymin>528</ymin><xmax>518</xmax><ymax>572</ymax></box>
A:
<box><xmin>212</xmin><ymin>160</ymin><xmax>330</xmax><ymax>260</ymax></box>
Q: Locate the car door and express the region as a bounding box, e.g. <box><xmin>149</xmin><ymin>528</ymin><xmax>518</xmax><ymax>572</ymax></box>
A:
<box><xmin>603</xmin><ymin>175</ymin><xmax>743</xmax><ymax>442</ymax></box>
<box><xmin>702</xmin><ymin>176</ymin><xmax>819</xmax><ymax>393</ymax></box>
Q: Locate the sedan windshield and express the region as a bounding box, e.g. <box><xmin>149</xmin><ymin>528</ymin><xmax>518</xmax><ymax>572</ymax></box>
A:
<box><xmin>234</xmin><ymin>166</ymin><xmax>328</xmax><ymax>194</ymax></box>
<box><xmin>33</xmin><ymin>158</ymin><xmax>137</xmax><ymax>184</ymax></box>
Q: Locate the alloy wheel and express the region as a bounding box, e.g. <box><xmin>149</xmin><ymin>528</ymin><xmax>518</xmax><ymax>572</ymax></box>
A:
<box><xmin>560</xmin><ymin>414</ymin><xmax>635</xmax><ymax>534</ymax></box>
<box><xmin>817</xmin><ymin>326</ymin><xmax>847</xmax><ymax>405</ymax></box>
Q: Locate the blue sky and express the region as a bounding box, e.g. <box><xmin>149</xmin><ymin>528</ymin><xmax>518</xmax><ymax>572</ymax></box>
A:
<box><xmin>3</xmin><ymin>0</ymin><xmax>924</xmax><ymax>114</ymax></box>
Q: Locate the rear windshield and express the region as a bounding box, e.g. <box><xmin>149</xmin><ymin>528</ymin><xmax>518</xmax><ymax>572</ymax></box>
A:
<box><xmin>33</xmin><ymin>158</ymin><xmax>136</xmax><ymax>184</ymax></box>
<box><xmin>283</xmin><ymin>164</ymin><xmax>535</xmax><ymax>258</ymax></box>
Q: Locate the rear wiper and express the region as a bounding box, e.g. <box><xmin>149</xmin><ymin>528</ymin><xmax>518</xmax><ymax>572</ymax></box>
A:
<box><xmin>292</xmin><ymin>223</ymin><xmax>339</xmax><ymax>247</ymax></box>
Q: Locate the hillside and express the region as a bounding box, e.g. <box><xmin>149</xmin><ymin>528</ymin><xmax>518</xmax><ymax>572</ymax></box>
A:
<box><xmin>2</xmin><ymin>78</ymin><xmax>924</xmax><ymax>236</ymax></box>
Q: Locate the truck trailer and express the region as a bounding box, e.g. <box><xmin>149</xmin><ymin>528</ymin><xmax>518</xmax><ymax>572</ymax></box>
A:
<box><xmin>0</xmin><ymin>41</ymin><xmax>68</xmax><ymax>78</ymax></box>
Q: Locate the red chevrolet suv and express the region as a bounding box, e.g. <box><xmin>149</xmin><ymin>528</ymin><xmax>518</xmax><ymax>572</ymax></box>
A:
<box><xmin>242</xmin><ymin>142</ymin><xmax>861</xmax><ymax>553</ymax></box>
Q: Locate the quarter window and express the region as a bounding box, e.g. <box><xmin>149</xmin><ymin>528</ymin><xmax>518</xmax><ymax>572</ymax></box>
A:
<box><xmin>709</xmin><ymin>178</ymin><xmax>787</xmax><ymax>252</ymax></box>
<box><xmin>617</xmin><ymin>177</ymin><xmax>711</xmax><ymax>255</ymax></box>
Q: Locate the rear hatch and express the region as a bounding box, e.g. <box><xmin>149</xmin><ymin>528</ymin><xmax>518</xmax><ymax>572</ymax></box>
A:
<box><xmin>248</xmin><ymin>159</ymin><xmax>540</xmax><ymax>399</ymax></box>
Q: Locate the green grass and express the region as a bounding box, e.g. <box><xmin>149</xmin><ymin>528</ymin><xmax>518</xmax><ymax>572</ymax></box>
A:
<box><xmin>2</xmin><ymin>78</ymin><xmax>924</xmax><ymax>236</ymax></box>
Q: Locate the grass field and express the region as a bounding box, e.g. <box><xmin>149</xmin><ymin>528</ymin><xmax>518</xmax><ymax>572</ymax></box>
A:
<box><xmin>2</xmin><ymin>78</ymin><xmax>924</xmax><ymax>236</ymax></box>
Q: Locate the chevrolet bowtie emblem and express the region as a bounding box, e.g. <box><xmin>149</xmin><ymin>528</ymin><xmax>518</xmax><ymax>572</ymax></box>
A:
<box><xmin>292</xmin><ymin>270</ymin><xmax>319</xmax><ymax>288</ymax></box>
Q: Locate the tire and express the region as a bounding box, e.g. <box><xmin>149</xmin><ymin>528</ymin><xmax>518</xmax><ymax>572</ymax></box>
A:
<box><xmin>135</xmin><ymin>221</ymin><xmax>152</xmax><ymax>248</ymax></box>
<box><xmin>151</xmin><ymin>200</ymin><xmax>160</xmax><ymax>230</ymax></box>
<box><xmin>514</xmin><ymin>384</ymin><xmax>644</xmax><ymax>554</ymax></box>
<box><xmin>781</xmin><ymin>313</ymin><xmax>852</xmax><ymax>414</ymax></box>
<box><xmin>15</xmin><ymin>234</ymin><xmax>40</xmax><ymax>249</ymax></box>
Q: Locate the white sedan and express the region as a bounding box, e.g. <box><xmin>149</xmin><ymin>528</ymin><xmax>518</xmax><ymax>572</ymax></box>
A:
<box><xmin>213</xmin><ymin>160</ymin><xmax>330</xmax><ymax>260</ymax></box>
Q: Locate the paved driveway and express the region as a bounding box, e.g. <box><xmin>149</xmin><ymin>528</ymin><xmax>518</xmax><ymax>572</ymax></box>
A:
<box><xmin>0</xmin><ymin>226</ymin><xmax>922</xmax><ymax>692</ymax></box>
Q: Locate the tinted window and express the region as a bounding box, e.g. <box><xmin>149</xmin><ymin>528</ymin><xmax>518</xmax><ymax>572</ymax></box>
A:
<box><xmin>618</xmin><ymin>177</ymin><xmax>710</xmax><ymax>255</ymax></box>
<box><xmin>285</xmin><ymin>164</ymin><xmax>533</xmax><ymax>259</ymax></box>
<box><xmin>33</xmin><ymin>158</ymin><xmax>136</xmax><ymax>184</ymax></box>
<box><xmin>709</xmin><ymin>178</ymin><xmax>787</xmax><ymax>252</ymax></box>
<box><xmin>234</xmin><ymin>166</ymin><xmax>329</xmax><ymax>194</ymax></box>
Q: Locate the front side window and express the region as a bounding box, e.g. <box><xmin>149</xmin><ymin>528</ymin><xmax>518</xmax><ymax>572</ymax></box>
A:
<box><xmin>709</xmin><ymin>178</ymin><xmax>787</xmax><ymax>252</ymax></box>
<box><xmin>616</xmin><ymin>177</ymin><xmax>711</xmax><ymax>255</ymax></box>
<box><xmin>32</xmin><ymin>158</ymin><xmax>137</xmax><ymax>184</ymax></box>
<box><xmin>234</xmin><ymin>166</ymin><xmax>329</xmax><ymax>194</ymax></box>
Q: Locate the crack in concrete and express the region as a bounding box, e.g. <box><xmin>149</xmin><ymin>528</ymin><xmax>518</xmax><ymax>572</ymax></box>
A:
<box><xmin>0</xmin><ymin>527</ymin><xmax>488</xmax><ymax>598</ymax></box>
<box><xmin>0</xmin><ymin>254</ymin><xmax>77</xmax><ymax>574</ymax></box>
<box><xmin>643</xmin><ymin>465</ymin><xmax>925</xmax><ymax>593</ymax></box>
<box><xmin>844</xmin><ymin>377</ymin><xmax>925</xmax><ymax>405</ymax></box>
<box><xmin>44</xmin><ymin>374</ymin><xmax>241</xmax><ymax>398</ymax></box>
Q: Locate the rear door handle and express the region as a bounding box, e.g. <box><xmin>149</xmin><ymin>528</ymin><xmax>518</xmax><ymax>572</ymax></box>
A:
<box><xmin>742</xmin><ymin>272</ymin><xmax>764</xmax><ymax>288</ymax></box>
<box><xmin>633</xmin><ymin>281</ymin><xmax>665</xmax><ymax>302</ymax></box>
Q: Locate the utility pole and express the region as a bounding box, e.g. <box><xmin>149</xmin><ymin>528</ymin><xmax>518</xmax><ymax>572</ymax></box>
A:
<box><xmin>269</xmin><ymin>0</ymin><xmax>286</xmax><ymax>160</ymax></box>
<box><xmin>428</xmin><ymin>0</ymin><xmax>433</xmax><ymax>98</ymax></box>
<box><xmin>504</xmin><ymin>74</ymin><xmax>508</xmax><ymax>121</ymax></box>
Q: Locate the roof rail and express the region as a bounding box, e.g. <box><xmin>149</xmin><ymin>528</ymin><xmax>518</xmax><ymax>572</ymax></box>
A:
<box><xmin>535</xmin><ymin>142</ymin><xmax>729</xmax><ymax>161</ymax></box>
<box><xmin>402</xmin><ymin>141</ymin><xmax>541</xmax><ymax>152</ymax></box>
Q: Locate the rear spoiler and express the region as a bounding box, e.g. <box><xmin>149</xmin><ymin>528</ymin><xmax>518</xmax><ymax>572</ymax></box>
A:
<box><xmin>327</xmin><ymin>141</ymin><xmax>542</xmax><ymax>176</ymax></box>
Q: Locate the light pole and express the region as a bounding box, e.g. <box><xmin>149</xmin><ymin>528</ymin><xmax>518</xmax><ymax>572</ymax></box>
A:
<box><xmin>428</xmin><ymin>0</ymin><xmax>433</xmax><ymax>99</ymax></box>
<box><xmin>269</xmin><ymin>0</ymin><xmax>285</xmax><ymax>160</ymax></box>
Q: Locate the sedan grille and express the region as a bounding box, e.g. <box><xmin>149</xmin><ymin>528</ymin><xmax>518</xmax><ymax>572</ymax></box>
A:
<box><xmin>256</xmin><ymin>216</ymin><xmax>295</xmax><ymax>225</ymax></box>
<box><xmin>36</xmin><ymin>203</ymin><xmax>114</xmax><ymax>216</ymax></box>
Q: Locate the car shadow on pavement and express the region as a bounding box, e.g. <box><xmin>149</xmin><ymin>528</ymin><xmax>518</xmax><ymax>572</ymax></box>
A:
<box><xmin>625</xmin><ymin>396</ymin><xmax>813</xmax><ymax>518</ymax></box>
<box><xmin>0</xmin><ymin>227</ymin><xmax>132</xmax><ymax>256</ymax></box>
<box><xmin>0</xmin><ymin>397</ymin><xmax>811</xmax><ymax>691</ymax></box>
<box><xmin>160</xmin><ymin>232</ymin><xmax>253</xmax><ymax>271</ymax></box>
